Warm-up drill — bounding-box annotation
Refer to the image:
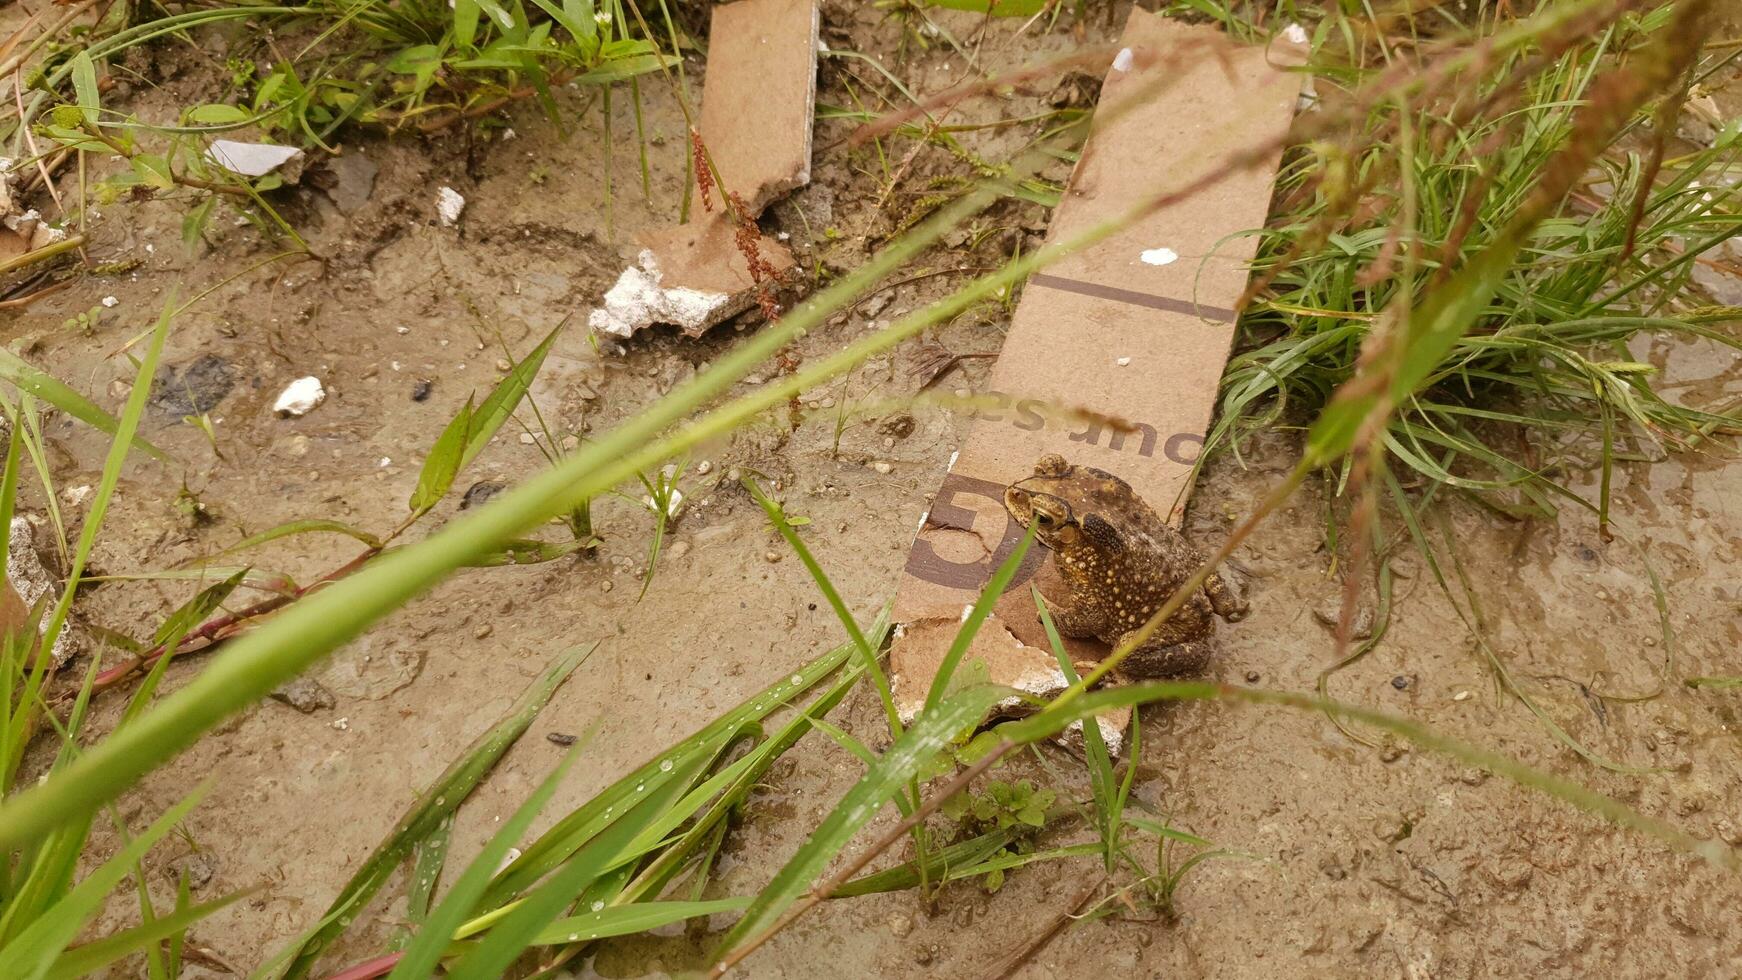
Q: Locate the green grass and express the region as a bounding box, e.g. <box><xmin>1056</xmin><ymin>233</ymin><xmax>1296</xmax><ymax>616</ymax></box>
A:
<box><xmin>1212</xmin><ymin>4</ymin><xmax>1742</xmax><ymax>529</ymax></box>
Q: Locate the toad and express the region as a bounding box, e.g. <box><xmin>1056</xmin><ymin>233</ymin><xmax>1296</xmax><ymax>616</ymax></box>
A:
<box><xmin>1003</xmin><ymin>454</ymin><xmax>1247</xmax><ymax>677</ymax></box>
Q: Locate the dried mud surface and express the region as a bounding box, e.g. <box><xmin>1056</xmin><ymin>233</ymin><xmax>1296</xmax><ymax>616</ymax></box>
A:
<box><xmin>6</xmin><ymin>2</ymin><xmax>1741</xmax><ymax>978</ymax></box>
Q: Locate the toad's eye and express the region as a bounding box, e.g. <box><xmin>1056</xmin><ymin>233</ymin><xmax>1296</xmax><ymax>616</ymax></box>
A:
<box><xmin>1036</xmin><ymin>512</ymin><xmax>1054</xmax><ymax>527</ymax></box>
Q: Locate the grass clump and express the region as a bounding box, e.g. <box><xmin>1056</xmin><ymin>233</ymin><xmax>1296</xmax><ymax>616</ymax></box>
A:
<box><xmin>1213</xmin><ymin>3</ymin><xmax>1742</xmax><ymax>525</ymax></box>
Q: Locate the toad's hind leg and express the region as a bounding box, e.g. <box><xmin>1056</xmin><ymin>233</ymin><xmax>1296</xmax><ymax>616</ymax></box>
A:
<box><xmin>1205</xmin><ymin>570</ymin><xmax>1249</xmax><ymax>622</ymax></box>
<box><xmin>1111</xmin><ymin>637</ymin><xmax>1214</xmax><ymax>678</ymax></box>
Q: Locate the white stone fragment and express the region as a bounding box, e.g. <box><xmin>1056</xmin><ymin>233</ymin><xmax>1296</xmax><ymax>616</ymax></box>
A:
<box><xmin>273</xmin><ymin>376</ymin><xmax>326</xmax><ymax>417</ymax></box>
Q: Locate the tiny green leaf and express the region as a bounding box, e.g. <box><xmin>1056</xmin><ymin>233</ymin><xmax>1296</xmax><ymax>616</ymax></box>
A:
<box><xmin>410</xmin><ymin>396</ymin><xmax>473</xmax><ymax>515</ymax></box>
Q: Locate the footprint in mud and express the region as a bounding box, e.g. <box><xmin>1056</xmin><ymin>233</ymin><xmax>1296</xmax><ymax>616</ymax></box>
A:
<box><xmin>150</xmin><ymin>354</ymin><xmax>236</xmax><ymax>417</ymax></box>
<box><xmin>319</xmin><ymin>633</ymin><xmax>427</xmax><ymax>701</ymax></box>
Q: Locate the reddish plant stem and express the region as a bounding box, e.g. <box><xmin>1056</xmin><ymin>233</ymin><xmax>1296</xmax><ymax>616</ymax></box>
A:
<box><xmin>81</xmin><ymin>546</ymin><xmax>380</xmax><ymax>695</ymax></box>
<box><xmin>318</xmin><ymin>952</ymin><xmax>403</xmax><ymax>980</ymax></box>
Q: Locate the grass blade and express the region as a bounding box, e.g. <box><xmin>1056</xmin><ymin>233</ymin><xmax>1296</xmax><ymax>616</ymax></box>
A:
<box><xmin>460</xmin><ymin>324</ymin><xmax>561</xmax><ymax>474</ymax></box>
<box><xmin>43</xmin><ymin>888</ymin><xmax>250</xmax><ymax>980</ymax></box>
<box><xmin>527</xmin><ymin>898</ymin><xmax>751</xmax><ymax>946</ymax></box>
<box><xmin>0</xmin><ymin>348</ymin><xmax>170</xmax><ymax>463</ymax></box>
<box><xmin>0</xmin><ymin>787</ymin><xmax>207</xmax><ymax>980</ymax></box>
<box><xmin>276</xmin><ymin>642</ymin><xmax>595</xmax><ymax>979</ymax></box>
<box><xmin>387</xmin><ymin>747</ymin><xmax>585</xmax><ymax>979</ymax></box>
<box><xmin>714</xmin><ymin>683</ymin><xmax>1016</xmax><ymax>957</ymax></box>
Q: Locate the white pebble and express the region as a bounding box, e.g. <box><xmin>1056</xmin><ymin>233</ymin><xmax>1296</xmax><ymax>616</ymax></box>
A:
<box><xmin>1116</xmin><ymin>356</ymin><xmax>1132</xmax><ymax>367</ymax></box>
<box><xmin>273</xmin><ymin>376</ymin><xmax>326</xmax><ymax>417</ymax></box>
<box><xmin>101</xmin><ymin>296</ymin><xmax>119</xmax><ymax>308</ymax></box>
<box><xmin>1112</xmin><ymin>47</ymin><xmax>1134</xmax><ymax>72</ymax></box>
<box><xmin>1140</xmin><ymin>247</ymin><xmax>1179</xmax><ymax>266</ymax></box>
<box><xmin>1283</xmin><ymin>22</ymin><xmax>1309</xmax><ymax>44</ymax></box>
<box><xmin>437</xmin><ymin>186</ymin><xmax>466</xmax><ymax>227</ymax></box>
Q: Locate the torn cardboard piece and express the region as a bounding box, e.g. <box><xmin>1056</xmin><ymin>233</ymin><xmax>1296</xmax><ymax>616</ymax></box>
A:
<box><xmin>888</xmin><ymin>12</ymin><xmax>1305</xmax><ymax>749</ymax></box>
<box><xmin>0</xmin><ymin>162</ymin><xmax>68</xmax><ymax>260</ymax></box>
<box><xmin>590</xmin><ymin>214</ymin><xmax>796</xmax><ymax>339</ymax></box>
<box><xmin>588</xmin><ymin>0</ymin><xmax>818</xmax><ymax>341</ymax></box>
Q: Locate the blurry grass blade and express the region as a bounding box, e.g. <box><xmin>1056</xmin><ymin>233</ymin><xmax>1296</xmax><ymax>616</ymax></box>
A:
<box><xmin>1687</xmin><ymin>677</ymin><xmax>1742</xmax><ymax>689</ymax></box>
<box><xmin>443</xmin><ymin>748</ymin><xmax>704</xmax><ymax>979</ymax></box>
<box><xmin>27</xmin><ymin>300</ymin><xmax>171</xmax><ymax>734</ymax></box>
<box><xmin>70</xmin><ymin>52</ymin><xmax>99</xmax><ymax>128</ymax></box>
<box><xmin>189</xmin><ymin>520</ymin><xmax>383</xmax><ymax>564</ymax></box>
<box><xmin>528</xmin><ymin>898</ymin><xmax>751</xmax><ymax>946</ymax></box>
<box><xmin>123</xmin><ymin>567</ymin><xmax>251</xmax><ymax>726</ymax></box>
<box><xmin>1035</xmin><ymin>586</ymin><xmax>1116</xmax><ymax>867</ymax></box>
<box><xmin>715</xmin><ymin>684</ymin><xmax>1015</xmax><ymax>957</ymax></box>
<box><xmin>43</xmin><ymin>889</ymin><xmax>250</xmax><ymax>980</ymax></box>
<box><xmin>411</xmin><ymin>396</ymin><xmax>474</xmax><ymax>516</ymax></box>
<box><xmin>387</xmin><ymin>747</ymin><xmax>584</xmax><ymax>980</ymax></box>
<box><xmin>746</xmin><ymin>478</ymin><xmax>898</xmax><ymax>733</ymax></box>
<box><xmin>391</xmin><ymin>817</ymin><xmax>453</xmax><ymax>951</ymax></box>
<box><xmin>925</xmin><ymin>526</ymin><xmax>1033</xmax><ymax>709</ymax></box>
<box><xmin>464</xmin><ymin>537</ymin><xmax>595</xmax><ymax>566</ymax></box>
<box><xmin>0</xmin><ymin>786</ymin><xmax>206</xmax><ymax>980</ymax></box>
<box><xmin>485</xmin><ymin>630</ymin><xmax>874</xmax><ymax>903</ymax></box>
<box><xmin>0</xmin><ymin>349</ymin><xmax>170</xmax><ymax>463</ymax></box>
<box><xmin>833</xmin><ymin>828</ymin><xmax>1017</xmax><ymax>898</ymax></box>
<box><xmin>151</xmin><ymin>568</ymin><xmax>248</xmax><ymax>648</ymax></box>
<box><xmin>277</xmin><ymin>642</ymin><xmax>594</xmax><ymax>979</ymax></box>
<box><xmin>460</xmin><ymin>324</ymin><xmax>560</xmax><ymax>474</ymax></box>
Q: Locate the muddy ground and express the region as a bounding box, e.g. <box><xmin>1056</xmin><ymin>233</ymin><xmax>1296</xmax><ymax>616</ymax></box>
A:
<box><xmin>8</xmin><ymin>2</ymin><xmax>1742</xmax><ymax>977</ymax></box>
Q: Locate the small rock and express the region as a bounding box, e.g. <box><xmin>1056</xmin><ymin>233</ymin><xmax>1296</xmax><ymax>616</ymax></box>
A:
<box><xmin>1312</xmin><ymin>595</ymin><xmax>1376</xmax><ymax>639</ymax></box>
<box><xmin>270</xmin><ymin>677</ymin><xmax>336</xmax><ymax>714</ymax></box>
<box><xmin>765</xmin><ymin>550</ymin><xmax>783</xmax><ymax>563</ymax></box>
<box><xmin>862</xmin><ymin>292</ymin><xmax>893</xmax><ymax>317</ymax></box>
<box><xmin>696</xmin><ymin>460</ymin><xmax>713</xmax><ymax>476</ymax></box>
<box><xmin>101</xmin><ymin>296</ymin><xmax>119</xmax><ymax>308</ymax></box>
<box><xmin>474</xmin><ymin>624</ymin><xmax>493</xmax><ymax>639</ymax></box>
<box><xmin>411</xmin><ymin>379</ymin><xmax>433</xmax><ymax>402</ymax></box>
<box><xmin>547</xmin><ymin>732</ymin><xmax>578</xmax><ymax>747</ymax></box>
<box><xmin>437</xmin><ymin>186</ymin><xmax>466</xmax><ymax>227</ymax></box>
<box><xmin>1244</xmin><ymin>670</ymin><xmax>1261</xmax><ymax>683</ymax></box>
<box><xmin>601</xmin><ymin>579</ymin><xmax>614</xmax><ymax>593</ymax></box>
<box><xmin>1453</xmin><ymin>690</ymin><xmax>1473</xmax><ymax>702</ymax></box>
<box><xmin>460</xmin><ymin>481</ymin><xmax>506</xmax><ymax>510</ymax></box>
<box><xmin>495</xmin><ymin>358</ymin><xmax>513</xmax><ymax>372</ymax></box>
<box><xmin>881</xmin><ymin>413</ymin><xmax>916</xmax><ymax>439</ymax></box>
<box><xmin>666</xmin><ymin>540</ymin><xmax>691</xmax><ymax>559</ymax></box>
<box><xmin>644</xmin><ymin>488</ymin><xmax>685</xmax><ymax>520</ymax></box>
<box><xmin>165</xmin><ymin>851</ymin><xmax>218</xmax><ymax>890</ymax></box>
<box><xmin>1391</xmin><ymin>675</ymin><xmax>1411</xmax><ymax>690</ymax></box>
<box><xmin>561</xmin><ymin>435</ymin><xmax>580</xmax><ymax>451</ymax></box>
<box><xmin>870</xmin><ymin>461</ymin><xmax>893</xmax><ymax>475</ymax></box>
<box><xmin>273</xmin><ymin>376</ymin><xmax>326</xmax><ymax>417</ymax></box>
<box><xmin>888</xmin><ymin>913</ymin><xmax>913</xmax><ymax>938</ymax></box>
<box><xmin>286</xmin><ymin>434</ymin><xmax>310</xmax><ymax>457</ymax></box>
<box><xmin>518</xmin><ymin>432</ymin><xmax>536</xmax><ymax>445</ymax></box>
<box><xmin>60</xmin><ymin>485</ymin><xmax>94</xmax><ymax>508</ymax></box>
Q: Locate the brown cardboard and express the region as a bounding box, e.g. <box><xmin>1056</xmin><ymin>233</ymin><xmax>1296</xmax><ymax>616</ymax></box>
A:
<box><xmin>888</xmin><ymin>12</ymin><xmax>1304</xmax><ymax>744</ymax></box>
<box><xmin>588</xmin><ymin>0</ymin><xmax>816</xmax><ymax>340</ymax></box>
<box><xmin>698</xmin><ymin>0</ymin><xmax>819</xmax><ymax>215</ymax></box>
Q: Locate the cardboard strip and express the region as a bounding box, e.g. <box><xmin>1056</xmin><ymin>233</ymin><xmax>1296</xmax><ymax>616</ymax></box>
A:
<box><xmin>887</xmin><ymin>12</ymin><xmax>1304</xmax><ymax>749</ymax></box>
<box><xmin>589</xmin><ymin>0</ymin><xmax>818</xmax><ymax>339</ymax></box>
